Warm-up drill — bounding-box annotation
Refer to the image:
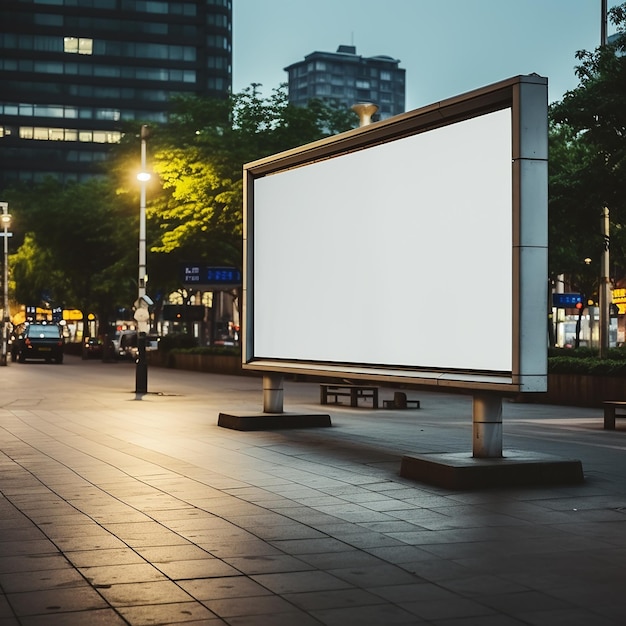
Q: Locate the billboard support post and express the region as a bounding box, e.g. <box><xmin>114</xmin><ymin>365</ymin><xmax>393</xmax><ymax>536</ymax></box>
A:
<box><xmin>472</xmin><ymin>394</ymin><xmax>503</xmax><ymax>458</ymax></box>
<box><xmin>263</xmin><ymin>373</ymin><xmax>284</xmax><ymax>413</ymax></box>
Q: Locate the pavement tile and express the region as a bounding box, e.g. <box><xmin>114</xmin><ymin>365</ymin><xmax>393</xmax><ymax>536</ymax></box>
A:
<box><xmin>222</xmin><ymin>554</ymin><xmax>313</xmax><ymax>575</ymax></box>
<box><xmin>65</xmin><ymin>547</ymin><xmax>146</xmax><ymax>568</ymax></box>
<box><xmin>311</xmin><ymin>602</ymin><xmax>423</xmax><ymax>625</ymax></box>
<box><xmin>117</xmin><ymin>601</ymin><xmax>219</xmax><ymax>625</ymax></box>
<box><xmin>202</xmin><ymin>540</ymin><xmax>285</xmax><ymax>559</ymax></box>
<box><xmin>96</xmin><ymin>580</ymin><xmax>194</xmax><ymax>606</ymax></box>
<box><xmin>329</xmin><ymin>563</ymin><xmax>424</xmax><ymax>588</ymax></box>
<box><xmin>0</xmin><ymin>554</ymin><xmax>71</xmax><ymax>575</ymax></box>
<box><xmin>78</xmin><ymin>562</ymin><xmax>168</xmax><ymax>585</ymax></box>
<box><xmin>177</xmin><ymin>575</ymin><xmax>271</xmax><ymax>601</ymax></box>
<box><xmin>250</xmin><ymin>570</ymin><xmax>354</xmax><ymax>594</ymax></box>
<box><xmin>0</xmin><ymin>540</ymin><xmax>60</xmax><ymax>558</ymax></box>
<box><xmin>152</xmin><ymin>557</ymin><xmax>240</xmax><ymax>580</ymax></box>
<box><xmin>135</xmin><ymin>544</ymin><xmax>213</xmax><ymax>563</ymax></box>
<box><xmin>225</xmin><ymin>611</ymin><xmax>324</xmax><ymax>626</ymax></box>
<box><xmin>6</xmin><ymin>587</ymin><xmax>108</xmax><ymax>616</ymax></box>
<box><xmin>0</xmin><ymin>567</ymin><xmax>87</xmax><ymax>594</ymax></box>
<box><xmin>50</xmin><ymin>534</ymin><xmax>129</xmax><ymax>552</ymax></box>
<box><xmin>203</xmin><ymin>593</ymin><xmax>300</xmax><ymax>618</ymax></box>
<box><xmin>17</xmin><ymin>608</ymin><xmax>129</xmax><ymax>626</ymax></box>
<box><xmin>267</xmin><ymin>537</ymin><xmax>351</xmax><ymax>555</ymax></box>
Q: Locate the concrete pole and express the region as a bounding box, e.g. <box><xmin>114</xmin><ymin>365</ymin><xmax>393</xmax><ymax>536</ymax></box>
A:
<box><xmin>599</xmin><ymin>207</ymin><xmax>611</xmax><ymax>358</ymax></box>
<box><xmin>472</xmin><ymin>394</ymin><xmax>503</xmax><ymax>458</ymax></box>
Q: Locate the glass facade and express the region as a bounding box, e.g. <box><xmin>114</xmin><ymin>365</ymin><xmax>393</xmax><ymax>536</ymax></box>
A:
<box><xmin>0</xmin><ymin>0</ymin><xmax>232</xmax><ymax>188</ymax></box>
<box><xmin>285</xmin><ymin>45</ymin><xmax>405</xmax><ymax>121</ymax></box>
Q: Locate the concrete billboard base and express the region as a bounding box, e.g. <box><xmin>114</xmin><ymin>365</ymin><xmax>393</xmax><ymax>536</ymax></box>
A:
<box><xmin>400</xmin><ymin>450</ymin><xmax>584</xmax><ymax>490</ymax></box>
<box><xmin>218</xmin><ymin>412</ymin><xmax>331</xmax><ymax>431</ymax></box>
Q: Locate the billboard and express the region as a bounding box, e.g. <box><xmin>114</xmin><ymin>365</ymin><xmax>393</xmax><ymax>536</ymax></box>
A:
<box><xmin>242</xmin><ymin>75</ymin><xmax>548</xmax><ymax>393</ymax></box>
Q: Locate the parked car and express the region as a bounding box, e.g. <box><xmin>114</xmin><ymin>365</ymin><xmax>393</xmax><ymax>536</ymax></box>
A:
<box><xmin>110</xmin><ymin>330</ymin><xmax>137</xmax><ymax>360</ymax></box>
<box><xmin>109</xmin><ymin>330</ymin><xmax>159</xmax><ymax>360</ymax></box>
<box><xmin>15</xmin><ymin>323</ymin><xmax>64</xmax><ymax>363</ymax></box>
<box><xmin>82</xmin><ymin>337</ymin><xmax>104</xmax><ymax>359</ymax></box>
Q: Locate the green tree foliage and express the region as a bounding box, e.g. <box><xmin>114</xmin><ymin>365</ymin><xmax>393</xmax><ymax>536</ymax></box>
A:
<box><xmin>141</xmin><ymin>85</ymin><xmax>356</xmax><ymax>292</ymax></box>
<box><xmin>549</xmin><ymin>3</ymin><xmax>626</xmax><ymax>283</ymax></box>
<box><xmin>7</xmin><ymin>178</ymin><xmax>136</xmax><ymax>328</ymax></box>
<box><xmin>5</xmin><ymin>87</ymin><xmax>356</xmax><ymax>322</ymax></box>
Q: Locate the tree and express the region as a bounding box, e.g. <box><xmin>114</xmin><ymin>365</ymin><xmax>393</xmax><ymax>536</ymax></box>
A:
<box><xmin>7</xmin><ymin>177</ymin><xmax>137</xmax><ymax>332</ymax></box>
<box><xmin>549</xmin><ymin>3</ymin><xmax>626</xmax><ymax>282</ymax></box>
<box><xmin>138</xmin><ymin>85</ymin><xmax>356</xmax><ymax>295</ymax></box>
<box><xmin>5</xmin><ymin>86</ymin><xmax>357</xmax><ymax>331</ymax></box>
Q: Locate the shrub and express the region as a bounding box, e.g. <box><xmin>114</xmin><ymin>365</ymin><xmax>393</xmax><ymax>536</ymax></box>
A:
<box><xmin>157</xmin><ymin>333</ymin><xmax>199</xmax><ymax>352</ymax></box>
<box><xmin>548</xmin><ymin>356</ymin><xmax>626</xmax><ymax>376</ymax></box>
<box><xmin>171</xmin><ymin>346</ymin><xmax>240</xmax><ymax>357</ymax></box>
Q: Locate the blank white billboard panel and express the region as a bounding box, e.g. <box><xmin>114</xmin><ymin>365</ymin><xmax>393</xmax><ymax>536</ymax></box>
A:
<box><xmin>243</xmin><ymin>76</ymin><xmax>548</xmax><ymax>392</ymax></box>
<box><xmin>254</xmin><ymin>109</ymin><xmax>512</xmax><ymax>371</ymax></box>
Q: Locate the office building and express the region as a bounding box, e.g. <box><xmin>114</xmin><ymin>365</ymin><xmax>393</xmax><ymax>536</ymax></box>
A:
<box><xmin>285</xmin><ymin>44</ymin><xmax>405</xmax><ymax>120</ymax></box>
<box><xmin>0</xmin><ymin>0</ymin><xmax>232</xmax><ymax>191</ymax></box>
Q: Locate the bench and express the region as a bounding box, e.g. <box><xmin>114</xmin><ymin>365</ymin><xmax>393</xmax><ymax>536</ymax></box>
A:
<box><xmin>320</xmin><ymin>384</ymin><xmax>379</xmax><ymax>409</ymax></box>
<box><xmin>383</xmin><ymin>391</ymin><xmax>420</xmax><ymax>410</ymax></box>
<box><xmin>603</xmin><ymin>401</ymin><xmax>626</xmax><ymax>430</ymax></box>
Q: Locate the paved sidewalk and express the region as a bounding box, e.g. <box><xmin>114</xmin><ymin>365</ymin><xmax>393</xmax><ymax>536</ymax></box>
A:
<box><xmin>1</xmin><ymin>358</ymin><xmax>626</xmax><ymax>625</ymax></box>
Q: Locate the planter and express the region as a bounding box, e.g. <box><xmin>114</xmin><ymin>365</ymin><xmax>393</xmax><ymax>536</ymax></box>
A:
<box><xmin>149</xmin><ymin>351</ymin><xmax>244</xmax><ymax>376</ymax></box>
<box><xmin>535</xmin><ymin>373</ymin><xmax>626</xmax><ymax>407</ymax></box>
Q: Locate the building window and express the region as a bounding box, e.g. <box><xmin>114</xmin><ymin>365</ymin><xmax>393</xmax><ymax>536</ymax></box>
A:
<box><xmin>17</xmin><ymin>126</ymin><xmax>121</xmax><ymax>143</ymax></box>
<box><xmin>64</xmin><ymin>37</ymin><xmax>94</xmax><ymax>55</ymax></box>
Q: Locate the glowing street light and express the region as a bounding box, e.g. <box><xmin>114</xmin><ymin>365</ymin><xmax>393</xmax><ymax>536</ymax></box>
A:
<box><xmin>135</xmin><ymin>125</ymin><xmax>151</xmax><ymax>393</ymax></box>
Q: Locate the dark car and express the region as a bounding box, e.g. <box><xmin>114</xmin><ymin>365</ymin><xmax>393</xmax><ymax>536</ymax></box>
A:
<box><xmin>82</xmin><ymin>337</ymin><xmax>104</xmax><ymax>359</ymax></box>
<box><xmin>16</xmin><ymin>323</ymin><xmax>64</xmax><ymax>363</ymax></box>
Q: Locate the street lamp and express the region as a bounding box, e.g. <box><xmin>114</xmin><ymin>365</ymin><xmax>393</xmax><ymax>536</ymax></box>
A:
<box><xmin>135</xmin><ymin>125</ymin><xmax>151</xmax><ymax>393</ymax></box>
<box><xmin>0</xmin><ymin>202</ymin><xmax>12</xmax><ymax>366</ymax></box>
<box><xmin>351</xmin><ymin>102</ymin><xmax>378</xmax><ymax>127</ymax></box>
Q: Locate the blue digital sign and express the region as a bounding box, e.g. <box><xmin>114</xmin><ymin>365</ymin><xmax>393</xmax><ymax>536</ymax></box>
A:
<box><xmin>180</xmin><ymin>264</ymin><xmax>241</xmax><ymax>287</ymax></box>
<box><xmin>552</xmin><ymin>293</ymin><xmax>583</xmax><ymax>308</ymax></box>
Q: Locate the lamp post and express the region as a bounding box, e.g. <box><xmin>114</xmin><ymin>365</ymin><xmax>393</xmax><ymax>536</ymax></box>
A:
<box><xmin>135</xmin><ymin>125</ymin><xmax>150</xmax><ymax>393</ymax></box>
<box><xmin>599</xmin><ymin>206</ymin><xmax>611</xmax><ymax>358</ymax></box>
<box><xmin>0</xmin><ymin>202</ymin><xmax>12</xmax><ymax>366</ymax></box>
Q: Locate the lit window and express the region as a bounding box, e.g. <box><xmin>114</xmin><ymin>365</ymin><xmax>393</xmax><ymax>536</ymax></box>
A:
<box><xmin>64</xmin><ymin>37</ymin><xmax>78</xmax><ymax>53</ymax></box>
<box><xmin>64</xmin><ymin>37</ymin><xmax>93</xmax><ymax>55</ymax></box>
<box><xmin>78</xmin><ymin>38</ymin><xmax>93</xmax><ymax>55</ymax></box>
<box><xmin>33</xmin><ymin>127</ymin><xmax>50</xmax><ymax>140</ymax></box>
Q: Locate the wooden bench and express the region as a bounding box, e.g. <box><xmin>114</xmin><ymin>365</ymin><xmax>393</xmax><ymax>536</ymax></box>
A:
<box><xmin>603</xmin><ymin>401</ymin><xmax>626</xmax><ymax>430</ymax></box>
<box><xmin>320</xmin><ymin>384</ymin><xmax>379</xmax><ymax>409</ymax></box>
<box><xmin>383</xmin><ymin>391</ymin><xmax>420</xmax><ymax>410</ymax></box>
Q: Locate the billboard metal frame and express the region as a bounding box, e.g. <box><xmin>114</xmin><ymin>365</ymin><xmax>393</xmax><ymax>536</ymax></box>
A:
<box><xmin>242</xmin><ymin>75</ymin><xmax>548</xmax><ymax>394</ymax></box>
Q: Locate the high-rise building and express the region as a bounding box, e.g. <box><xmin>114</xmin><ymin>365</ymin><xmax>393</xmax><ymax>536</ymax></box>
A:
<box><xmin>0</xmin><ymin>0</ymin><xmax>232</xmax><ymax>191</ymax></box>
<box><xmin>285</xmin><ymin>45</ymin><xmax>405</xmax><ymax>120</ymax></box>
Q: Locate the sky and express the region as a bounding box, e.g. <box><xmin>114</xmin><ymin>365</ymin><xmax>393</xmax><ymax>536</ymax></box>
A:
<box><xmin>232</xmin><ymin>0</ymin><xmax>621</xmax><ymax>110</ymax></box>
